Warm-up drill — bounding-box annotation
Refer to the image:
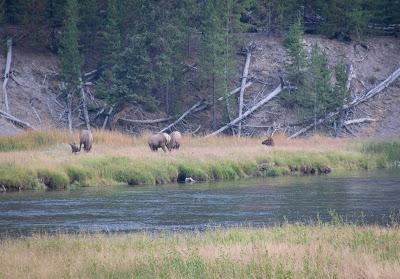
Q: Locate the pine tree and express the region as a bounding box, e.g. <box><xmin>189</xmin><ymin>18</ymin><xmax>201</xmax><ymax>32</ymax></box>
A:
<box><xmin>59</xmin><ymin>0</ymin><xmax>82</xmax><ymax>88</ymax></box>
<box><xmin>0</xmin><ymin>0</ymin><xmax>5</xmax><ymax>26</ymax></box>
<box><xmin>306</xmin><ymin>44</ymin><xmax>333</xmax><ymax>121</ymax></box>
<box><xmin>199</xmin><ymin>0</ymin><xmax>225</xmax><ymax>129</ymax></box>
<box><xmin>334</xmin><ymin>59</ymin><xmax>350</xmax><ymax>108</ymax></box>
<box><xmin>79</xmin><ymin>0</ymin><xmax>101</xmax><ymax>52</ymax></box>
<box><xmin>282</xmin><ymin>19</ymin><xmax>306</xmax><ymax>108</ymax></box>
<box><xmin>101</xmin><ymin>0</ymin><xmax>121</xmax><ymax>71</ymax></box>
<box><xmin>316</xmin><ymin>0</ymin><xmax>370</xmax><ymax>40</ymax></box>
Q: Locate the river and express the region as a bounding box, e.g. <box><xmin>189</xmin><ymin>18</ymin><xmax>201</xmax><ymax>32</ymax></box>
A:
<box><xmin>0</xmin><ymin>170</ymin><xmax>399</xmax><ymax>235</ymax></box>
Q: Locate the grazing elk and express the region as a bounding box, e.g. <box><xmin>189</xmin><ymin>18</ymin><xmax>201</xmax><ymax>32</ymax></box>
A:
<box><xmin>167</xmin><ymin>131</ymin><xmax>182</xmax><ymax>151</ymax></box>
<box><xmin>261</xmin><ymin>127</ymin><xmax>277</xmax><ymax>147</ymax></box>
<box><xmin>79</xmin><ymin>130</ymin><xmax>93</xmax><ymax>152</ymax></box>
<box><xmin>148</xmin><ymin>133</ymin><xmax>170</xmax><ymax>152</ymax></box>
<box><xmin>69</xmin><ymin>143</ymin><xmax>80</xmax><ymax>154</ymax></box>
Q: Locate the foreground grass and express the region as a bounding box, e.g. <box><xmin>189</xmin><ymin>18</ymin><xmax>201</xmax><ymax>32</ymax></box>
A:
<box><xmin>0</xmin><ymin>225</ymin><xmax>399</xmax><ymax>278</ymax></box>
<box><xmin>0</xmin><ymin>130</ymin><xmax>399</xmax><ymax>190</ymax></box>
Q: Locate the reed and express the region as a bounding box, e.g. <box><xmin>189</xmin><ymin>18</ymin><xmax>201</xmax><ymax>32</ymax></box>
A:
<box><xmin>0</xmin><ymin>130</ymin><xmax>399</xmax><ymax>190</ymax></box>
<box><xmin>0</xmin><ymin>224</ymin><xmax>399</xmax><ymax>279</ymax></box>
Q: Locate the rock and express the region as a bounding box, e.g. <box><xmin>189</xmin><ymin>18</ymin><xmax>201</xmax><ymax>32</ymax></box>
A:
<box><xmin>318</xmin><ymin>166</ymin><xmax>332</xmax><ymax>174</ymax></box>
<box><xmin>185</xmin><ymin>177</ymin><xmax>196</xmax><ymax>183</ymax></box>
<box><xmin>300</xmin><ymin>165</ymin><xmax>316</xmax><ymax>175</ymax></box>
<box><xmin>259</xmin><ymin>163</ymin><xmax>269</xmax><ymax>171</ymax></box>
<box><xmin>289</xmin><ymin>165</ymin><xmax>298</xmax><ymax>172</ymax></box>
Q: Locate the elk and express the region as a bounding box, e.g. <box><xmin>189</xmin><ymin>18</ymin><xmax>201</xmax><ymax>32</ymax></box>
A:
<box><xmin>261</xmin><ymin>126</ymin><xmax>277</xmax><ymax>146</ymax></box>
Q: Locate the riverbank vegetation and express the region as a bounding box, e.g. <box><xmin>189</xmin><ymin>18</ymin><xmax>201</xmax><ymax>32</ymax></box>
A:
<box><xmin>0</xmin><ymin>130</ymin><xmax>399</xmax><ymax>191</ymax></box>
<box><xmin>1</xmin><ymin>224</ymin><xmax>399</xmax><ymax>278</ymax></box>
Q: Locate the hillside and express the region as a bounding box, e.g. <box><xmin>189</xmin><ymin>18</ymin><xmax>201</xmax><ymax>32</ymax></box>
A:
<box><xmin>1</xmin><ymin>34</ymin><xmax>400</xmax><ymax>137</ymax></box>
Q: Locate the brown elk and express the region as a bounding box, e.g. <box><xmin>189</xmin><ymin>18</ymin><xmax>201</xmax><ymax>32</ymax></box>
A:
<box><xmin>261</xmin><ymin>127</ymin><xmax>277</xmax><ymax>147</ymax></box>
<box><xmin>167</xmin><ymin>131</ymin><xmax>182</xmax><ymax>151</ymax></box>
<box><xmin>79</xmin><ymin>130</ymin><xmax>93</xmax><ymax>152</ymax></box>
<box><xmin>148</xmin><ymin>133</ymin><xmax>170</xmax><ymax>152</ymax></box>
<box><xmin>69</xmin><ymin>143</ymin><xmax>80</xmax><ymax>154</ymax></box>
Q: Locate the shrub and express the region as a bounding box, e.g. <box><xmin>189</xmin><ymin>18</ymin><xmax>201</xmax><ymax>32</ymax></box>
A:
<box><xmin>0</xmin><ymin>164</ymin><xmax>38</xmax><ymax>190</ymax></box>
<box><xmin>37</xmin><ymin>170</ymin><xmax>69</xmax><ymax>189</ymax></box>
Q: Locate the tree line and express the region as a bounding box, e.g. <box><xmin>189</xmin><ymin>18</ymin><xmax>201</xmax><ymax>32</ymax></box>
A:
<box><xmin>0</xmin><ymin>0</ymin><xmax>399</xmax><ymax>131</ymax></box>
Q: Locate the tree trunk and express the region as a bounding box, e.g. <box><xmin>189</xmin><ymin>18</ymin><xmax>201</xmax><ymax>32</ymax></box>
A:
<box><xmin>102</xmin><ymin>106</ymin><xmax>114</xmax><ymax>129</ymax></box>
<box><xmin>67</xmin><ymin>92</ymin><xmax>73</xmax><ymax>133</ymax></box>
<box><xmin>206</xmin><ymin>84</ymin><xmax>284</xmax><ymax>137</ymax></box>
<box><xmin>79</xmin><ymin>84</ymin><xmax>91</xmax><ymax>131</ymax></box>
<box><xmin>238</xmin><ymin>50</ymin><xmax>252</xmax><ymax>137</ymax></box>
<box><xmin>166</xmin><ymin>83</ymin><xmax>170</xmax><ymax>114</ymax></box>
<box><xmin>2</xmin><ymin>39</ymin><xmax>12</xmax><ymax>112</ymax></box>
<box><xmin>212</xmin><ymin>71</ymin><xmax>216</xmax><ymax>130</ymax></box>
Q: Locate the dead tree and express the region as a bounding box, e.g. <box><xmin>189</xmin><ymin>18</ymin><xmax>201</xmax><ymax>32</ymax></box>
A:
<box><xmin>67</xmin><ymin>91</ymin><xmax>73</xmax><ymax>133</ymax></box>
<box><xmin>206</xmin><ymin>83</ymin><xmax>289</xmax><ymax>137</ymax></box>
<box><xmin>79</xmin><ymin>81</ymin><xmax>91</xmax><ymax>131</ymax></box>
<box><xmin>289</xmin><ymin>66</ymin><xmax>400</xmax><ymax>139</ymax></box>
<box><xmin>0</xmin><ymin>109</ymin><xmax>35</xmax><ymax>130</ymax></box>
<box><xmin>159</xmin><ymin>100</ymin><xmax>206</xmax><ymax>133</ymax></box>
<box><xmin>119</xmin><ymin>116</ymin><xmax>173</xmax><ymax>124</ymax></box>
<box><xmin>102</xmin><ymin>106</ymin><xmax>114</xmax><ymax>129</ymax></box>
<box><xmin>238</xmin><ymin>49</ymin><xmax>252</xmax><ymax>137</ymax></box>
<box><xmin>2</xmin><ymin>39</ymin><xmax>12</xmax><ymax>112</ymax></box>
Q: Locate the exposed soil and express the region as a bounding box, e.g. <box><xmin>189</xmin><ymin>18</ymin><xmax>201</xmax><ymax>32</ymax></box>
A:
<box><xmin>0</xmin><ymin>34</ymin><xmax>399</xmax><ymax>137</ymax></box>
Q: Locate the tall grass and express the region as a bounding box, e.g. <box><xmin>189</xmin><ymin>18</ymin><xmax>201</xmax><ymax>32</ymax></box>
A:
<box><xmin>362</xmin><ymin>139</ymin><xmax>400</xmax><ymax>163</ymax></box>
<box><xmin>0</xmin><ymin>225</ymin><xmax>399</xmax><ymax>278</ymax></box>
<box><xmin>0</xmin><ymin>130</ymin><xmax>399</xmax><ymax>190</ymax></box>
<box><xmin>0</xmin><ymin>129</ymin><xmax>136</xmax><ymax>152</ymax></box>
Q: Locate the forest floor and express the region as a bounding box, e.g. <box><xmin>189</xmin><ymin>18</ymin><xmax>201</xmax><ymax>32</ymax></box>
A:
<box><xmin>1</xmin><ymin>224</ymin><xmax>399</xmax><ymax>278</ymax></box>
<box><xmin>0</xmin><ymin>130</ymin><xmax>399</xmax><ymax>191</ymax></box>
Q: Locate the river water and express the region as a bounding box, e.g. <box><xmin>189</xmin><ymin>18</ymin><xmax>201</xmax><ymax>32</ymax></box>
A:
<box><xmin>0</xmin><ymin>170</ymin><xmax>399</xmax><ymax>235</ymax></box>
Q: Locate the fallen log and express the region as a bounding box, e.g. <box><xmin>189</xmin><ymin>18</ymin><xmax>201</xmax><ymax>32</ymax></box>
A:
<box><xmin>119</xmin><ymin>116</ymin><xmax>173</xmax><ymax>124</ymax></box>
<box><xmin>289</xmin><ymin>66</ymin><xmax>400</xmax><ymax>139</ymax></box>
<box><xmin>217</xmin><ymin>82</ymin><xmax>253</xmax><ymax>102</ymax></box>
<box><xmin>2</xmin><ymin>39</ymin><xmax>12</xmax><ymax>112</ymax></box>
<box><xmin>0</xmin><ymin>109</ymin><xmax>35</xmax><ymax>130</ymax></box>
<box><xmin>159</xmin><ymin>100</ymin><xmax>206</xmax><ymax>133</ymax></box>
<box><xmin>206</xmin><ymin>84</ymin><xmax>284</xmax><ymax>137</ymax></box>
<box><xmin>343</xmin><ymin>117</ymin><xmax>377</xmax><ymax>126</ymax></box>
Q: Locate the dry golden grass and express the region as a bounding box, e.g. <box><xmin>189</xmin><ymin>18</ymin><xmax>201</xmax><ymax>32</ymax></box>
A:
<box><xmin>0</xmin><ymin>225</ymin><xmax>399</xmax><ymax>278</ymax></box>
<box><xmin>0</xmin><ymin>129</ymin><xmax>397</xmax><ymax>190</ymax></box>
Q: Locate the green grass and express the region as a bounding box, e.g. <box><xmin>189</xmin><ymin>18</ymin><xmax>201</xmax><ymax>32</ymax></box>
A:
<box><xmin>1</xmin><ymin>224</ymin><xmax>399</xmax><ymax>278</ymax></box>
<box><xmin>362</xmin><ymin>140</ymin><xmax>400</xmax><ymax>163</ymax></box>
<box><xmin>0</xmin><ymin>131</ymin><xmax>400</xmax><ymax>191</ymax></box>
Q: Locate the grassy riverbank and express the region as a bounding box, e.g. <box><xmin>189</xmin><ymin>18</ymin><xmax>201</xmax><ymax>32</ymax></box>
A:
<box><xmin>0</xmin><ymin>130</ymin><xmax>399</xmax><ymax>190</ymax></box>
<box><xmin>0</xmin><ymin>224</ymin><xmax>399</xmax><ymax>278</ymax></box>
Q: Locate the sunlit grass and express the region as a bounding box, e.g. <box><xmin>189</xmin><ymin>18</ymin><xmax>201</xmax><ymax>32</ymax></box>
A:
<box><xmin>0</xmin><ymin>130</ymin><xmax>399</xmax><ymax>190</ymax></box>
<box><xmin>0</xmin><ymin>224</ymin><xmax>399</xmax><ymax>279</ymax></box>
